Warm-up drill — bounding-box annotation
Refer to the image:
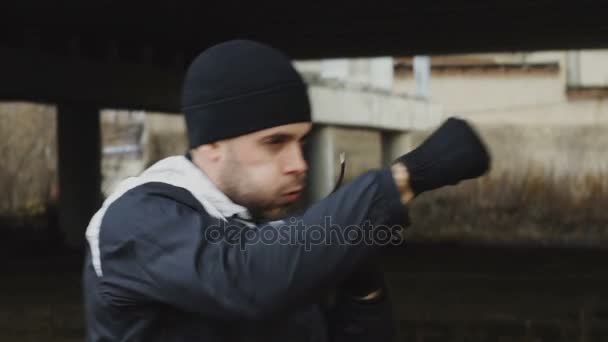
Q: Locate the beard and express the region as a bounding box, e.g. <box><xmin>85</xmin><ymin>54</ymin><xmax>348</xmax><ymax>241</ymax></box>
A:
<box><xmin>218</xmin><ymin>154</ymin><xmax>305</xmax><ymax>221</ymax></box>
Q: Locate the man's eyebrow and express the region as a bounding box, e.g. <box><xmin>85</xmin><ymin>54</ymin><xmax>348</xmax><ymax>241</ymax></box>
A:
<box><xmin>260</xmin><ymin>132</ymin><xmax>294</xmax><ymax>141</ymax></box>
<box><xmin>262</xmin><ymin>131</ymin><xmax>311</xmax><ymax>140</ymax></box>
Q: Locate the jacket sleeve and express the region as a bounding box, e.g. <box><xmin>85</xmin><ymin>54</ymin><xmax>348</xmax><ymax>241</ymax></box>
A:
<box><xmin>98</xmin><ymin>169</ymin><xmax>407</xmax><ymax>320</ymax></box>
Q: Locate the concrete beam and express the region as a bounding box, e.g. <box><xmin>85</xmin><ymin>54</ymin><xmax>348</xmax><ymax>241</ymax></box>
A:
<box><xmin>57</xmin><ymin>104</ymin><xmax>101</xmax><ymax>249</ymax></box>
<box><xmin>308</xmin><ymin>83</ymin><xmax>442</xmax><ymax>131</ymax></box>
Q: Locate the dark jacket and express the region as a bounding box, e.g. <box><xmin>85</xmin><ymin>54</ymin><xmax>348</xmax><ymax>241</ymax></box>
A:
<box><xmin>84</xmin><ymin>156</ymin><xmax>406</xmax><ymax>341</ymax></box>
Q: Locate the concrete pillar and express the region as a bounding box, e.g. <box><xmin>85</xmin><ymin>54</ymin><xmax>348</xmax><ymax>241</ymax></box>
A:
<box><xmin>566</xmin><ymin>51</ymin><xmax>581</xmax><ymax>87</ymax></box>
<box><xmin>56</xmin><ymin>104</ymin><xmax>101</xmax><ymax>249</ymax></box>
<box><xmin>305</xmin><ymin>125</ymin><xmax>335</xmax><ymax>202</ymax></box>
<box><xmin>382</xmin><ymin>131</ymin><xmax>414</xmax><ymax>167</ymax></box>
<box><xmin>306</xmin><ymin>125</ymin><xmax>383</xmax><ymax>202</ymax></box>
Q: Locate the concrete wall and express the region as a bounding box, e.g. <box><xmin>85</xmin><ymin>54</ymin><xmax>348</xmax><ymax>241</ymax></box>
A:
<box><xmin>394</xmin><ymin>73</ymin><xmax>568</xmax><ymax>123</ymax></box>
<box><xmin>393</xmin><ymin>50</ymin><xmax>608</xmax><ymax>126</ymax></box>
<box><xmin>396</xmin><ymin>74</ymin><xmax>608</xmax><ymax>125</ymax></box>
<box><xmin>579</xmin><ymin>50</ymin><xmax>608</xmax><ymax>86</ymax></box>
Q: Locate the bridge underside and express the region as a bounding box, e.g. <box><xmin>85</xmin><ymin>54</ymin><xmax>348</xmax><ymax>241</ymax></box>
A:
<box><xmin>2</xmin><ymin>0</ymin><xmax>608</xmax><ymax>110</ymax></box>
<box><xmin>4</xmin><ymin>1</ymin><xmax>608</xmax><ymax>59</ymax></box>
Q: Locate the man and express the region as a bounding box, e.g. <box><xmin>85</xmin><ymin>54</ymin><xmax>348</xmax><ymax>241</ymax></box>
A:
<box><xmin>84</xmin><ymin>40</ymin><xmax>490</xmax><ymax>341</ymax></box>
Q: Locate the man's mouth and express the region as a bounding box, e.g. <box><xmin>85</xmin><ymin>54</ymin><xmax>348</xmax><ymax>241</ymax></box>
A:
<box><xmin>282</xmin><ymin>188</ymin><xmax>303</xmax><ymax>202</ymax></box>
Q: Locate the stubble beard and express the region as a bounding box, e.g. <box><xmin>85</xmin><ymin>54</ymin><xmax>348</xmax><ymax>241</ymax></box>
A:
<box><xmin>218</xmin><ymin>157</ymin><xmax>291</xmax><ymax>221</ymax></box>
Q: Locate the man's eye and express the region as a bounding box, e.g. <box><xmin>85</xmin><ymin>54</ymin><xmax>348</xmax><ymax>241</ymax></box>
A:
<box><xmin>263</xmin><ymin>136</ymin><xmax>288</xmax><ymax>146</ymax></box>
<box><xmin>266</xmin><ymin>137</ymin><xmax>285</xmax><ymax>145</ymax></box>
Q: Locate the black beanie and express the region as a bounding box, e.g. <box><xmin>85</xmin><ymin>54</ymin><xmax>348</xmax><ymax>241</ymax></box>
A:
<box><xmin>181</xmin><ymin>40</ymin><xmax>311</xmax><ymax>148</ymax></box>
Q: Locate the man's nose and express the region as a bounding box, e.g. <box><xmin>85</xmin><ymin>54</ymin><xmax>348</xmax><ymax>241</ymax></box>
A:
<box><xmin>283</xmin><ymin>144</ymin><xmax>308</xmax><ymax>175</ymax></box>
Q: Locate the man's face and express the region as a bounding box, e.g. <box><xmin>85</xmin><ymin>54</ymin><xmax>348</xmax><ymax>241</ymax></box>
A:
<box><xmin>217</xmin><ymin>122</ymin><xmax>312</xmax><ymax>220</ymax></box>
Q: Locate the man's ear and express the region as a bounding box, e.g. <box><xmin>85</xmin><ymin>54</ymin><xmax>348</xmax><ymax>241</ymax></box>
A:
<box><xmin>193</xmin><ymin>143</ymin><xmax>222</xmax><ymax>162</ymax></box>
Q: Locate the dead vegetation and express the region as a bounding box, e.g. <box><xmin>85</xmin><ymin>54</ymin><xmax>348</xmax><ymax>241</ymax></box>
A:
<box><xmin>0</xmin><ymin>103</ymin><xmax>57</xmax><ymax>217</ymax></box>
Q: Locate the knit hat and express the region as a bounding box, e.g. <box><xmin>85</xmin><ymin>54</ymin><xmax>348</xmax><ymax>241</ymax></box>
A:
<box><xmin>181</xmin><ymin>40</ymin><xmax>311</xmax><ymax>148</ymax></box>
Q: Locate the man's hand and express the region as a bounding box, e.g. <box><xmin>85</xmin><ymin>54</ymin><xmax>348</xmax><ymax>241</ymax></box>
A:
<box><xmin>391</xmin><ymin>162</ymin><xmax>415</xmax><ymax>205</ymax></box>
<box><xmin>395</xmin><ymin>117</ymin><xmax>491</xmax><ymax>197</ymax></box>
<box><xmin>340</xmin><ymin>260</ymin><xmax>386</xmax><ymax>303</ymax></box>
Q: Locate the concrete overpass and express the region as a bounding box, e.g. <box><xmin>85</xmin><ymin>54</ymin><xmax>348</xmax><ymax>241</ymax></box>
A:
<box><xmin>2</xmin><ymin>1</ymin><xmax>608</xmax><ymax>111</ymax></box>
<box><xmin>1</xmin><ymin>0</ymin><xmax>608</xmax><ymax>247</ymax></box>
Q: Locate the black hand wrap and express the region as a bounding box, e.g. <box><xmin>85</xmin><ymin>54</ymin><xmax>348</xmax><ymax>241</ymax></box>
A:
<box><xmin>395</xmin><ymin>117</ymin><xmax>491</xmax><ymax>196</ymax></box>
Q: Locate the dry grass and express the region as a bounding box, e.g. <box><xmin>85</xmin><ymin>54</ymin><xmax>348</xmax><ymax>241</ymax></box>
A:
<box><xmin>0</xmin><ymin>103</ymin><xmax>57</xmax><ymax>216</ymax></box>
<box><xmin>407</xmin><ymin>168</ymin><xmax>608</xmax><ymax>244</ymax></box>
